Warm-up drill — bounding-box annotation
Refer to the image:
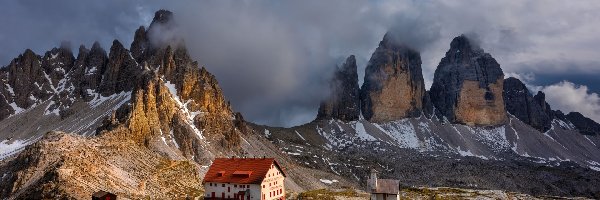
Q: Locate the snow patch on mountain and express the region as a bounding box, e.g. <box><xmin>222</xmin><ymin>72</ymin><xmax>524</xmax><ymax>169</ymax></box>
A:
<box><xmin>164</xmin><ymin>79</ymin><xmax>204</xmax><ymax>139</ymax></box>
<box><xmin>0</xmin><ymin>136</ymin><xmax>42</xmax><ymax>160</ymax></box>
<box><xmin>376</xmin><ymin>119</ymin><xmax>420</xmax><ymax>149</ymax></box>
<box><xmin>353</xmin><ymin>121</ymin><xmax>375</xmax><ymax>141</ymax></box>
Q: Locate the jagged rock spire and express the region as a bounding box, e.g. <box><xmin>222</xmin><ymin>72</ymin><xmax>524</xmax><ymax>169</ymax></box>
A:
<box><xmin>360</xmin><ymin>32</ymin><xmax>426</xmax><ymax>123</ymax></box>
<box><xmin>430</xmin><ymin>34</ymin><xmax>507</xmax><ymax>126</ymax></box>
<box><xmin>316</xmin><ymin>55</ymin><xmax>360</xmax><ymax>122</ymax></box>
<box><xmin>503</xmin><ymin>77</ymin><xmax>551</xmax><ymax>132</ymax></box>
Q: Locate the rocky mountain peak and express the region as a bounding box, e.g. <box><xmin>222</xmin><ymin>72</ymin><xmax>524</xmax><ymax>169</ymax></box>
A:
<box><xmin>430</xmin><ymin>34</ymin><xmax>506</xmax><ymax>126</ymax></box>
<box><xmin>41</xmin><ymin>43</ymin><xmax>76</xmax><ymax>87</ymax></box>
<box><xmin>90</xmin><ymin>41</ymin><xmax>103</xmax><ymax>51</ymax></box>
<box><xmin>565</xmin><ymin>112</ymin><xmax>600</xmax><ymax>135</ymax></box>
<box><xmin>147</xmin><ymin>10</ymin><xmax>181</xmax><ymax>50</ymax></box>
<box><xmin>151</xmin><ymin>9</ymin><xmax>174</xmax><ymax>26</ymax></box>
<box><xmin>130</xmin><ymin>26</ymin><xmax>149</xmax><ymax>62</ymax></box>
<box><xmin>449</xmin><ymin>35</ymin><xmax>481</xmax><ymax>52</ymax></box>
<box><xmin>360</xmin><ymin>32</ymin><xmax>426</xmax><ymax>123</ymax></box>
<box><xmin>503</xmin><ymin>77</ymin><xmax>551</xmax><ymax>132</ymax></box>
<box><xmin>316</xmin><ymin>55</ymin><xmax>360</xmax><ymax>122</ymax></box>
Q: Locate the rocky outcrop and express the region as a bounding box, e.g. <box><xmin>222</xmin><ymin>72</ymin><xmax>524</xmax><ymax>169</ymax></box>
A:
<box><xmin>98</xmin><ymin>40</ymin><xmax>142</xmax><ymax>95</ymax></box>
<box><xmin>422</xmin><ymin>91</ymin><xmax>439</xmax><ymax>119</ymax></box>
<box><xmin>360</xmin><ymin>33</ymin><xmax>426</xmax><ymax>123</ymax></box>
<box><xmin>94</xmin><ymin>9</ymin><xmax>245</xmax><ymax>162</ymax></box>
<box><xmin>503</xmin><ymin>77</ymin><xmax>551</xmax><ymax>132</ymax></box>
<box><xmin>565</xmin><ymin>112</ymin><xmax>600</xmax><ymax>135</ymax></box>
<box><xmin>430</xmin><ymin>35</ymin><xmax>507</xmax><ymax>126</ymax></box>
<box><xmin>316</xmin><ymin>55</ymin><xmax>360</xmax><ymax>122</ymax></box>
<box><xmin>0</xmin><ymin>49</ymin><xmax>54</xmax><ymax>119</ymax></box>
<box><xmin>0</xmin><ymin>9</ymin><xmax>245</xmax><ymax>159</ymax></box>
<box><xmin>0</xmin><ymin>131</ymin><xmax>203</xmax><ymax>199</ymax></box>
<box><xmin>503</xmin><ymin>78</ymin><xmax>600</xmax><ymax>134</ymax></box>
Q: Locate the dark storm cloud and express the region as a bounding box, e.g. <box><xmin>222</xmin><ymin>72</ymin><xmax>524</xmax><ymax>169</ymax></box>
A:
<box><xmin>0</xmin><ymin>0</ymin><xmax>162</xmax><ymax>63</ymax></box>
<box><xmin>1</xmin><ymin>0</ymin><xmax>600</xmax><ymax>126</ymax></box>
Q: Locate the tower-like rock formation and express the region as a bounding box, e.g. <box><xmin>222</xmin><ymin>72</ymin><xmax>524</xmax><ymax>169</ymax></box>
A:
<box><xmin>503</xmin><ymin>77</ymin><xmax>551</xmax><ymax>132</ymax></box>
<box><xmin>316</xmin><ymin>55</ymin><xmax>360</xmax><ymax>122</ymax></box>
<box><xmin>360</xmin><ymin>33</ymin><xmax>426</xmax><ymax>123</ymax></box>
<box><xmin>430</xmin><ymin>35</ymin><xmax>507</xmax><ymax>126</ymax></box>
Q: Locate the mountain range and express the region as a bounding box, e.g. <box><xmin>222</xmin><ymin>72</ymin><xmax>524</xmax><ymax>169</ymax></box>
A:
<box><xmin>0</xmin><ymin>10</ymin><xmax>599</xmax><ymax>199</ymax></box>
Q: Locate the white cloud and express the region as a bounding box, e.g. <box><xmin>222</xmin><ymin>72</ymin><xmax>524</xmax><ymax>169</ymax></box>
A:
<box><xmin>542</xmin><ymin>81</ymin><xmax>600</xmax><ymax>123</ymax></box>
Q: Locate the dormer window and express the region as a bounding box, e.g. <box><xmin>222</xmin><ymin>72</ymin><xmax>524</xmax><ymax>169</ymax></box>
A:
<box><xmin>217</xmin><ymin>171</ymin><xmax>225</xmax><ymax>177</ymax></box>
<box><xmin>232</xmin><ymin>171</ymin><xmax>252</xmax><ymax>178</ymax></box>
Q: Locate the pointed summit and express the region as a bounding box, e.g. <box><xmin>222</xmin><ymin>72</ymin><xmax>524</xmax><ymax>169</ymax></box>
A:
<box><xmin>360</xmin><ymin>32</ymin><xmax>426</xmax><ymax>122</ymax></box>
<box><xmin>130</xmin><ymin>26</ymin><xmax>149</xmax><ymax>62</ymax></box>
<box><xmin>503</xmin><ymin>77</ymin><xmax>551</xmax><ymax>132</ymax></box>
<box><xmin>430</xmin><ymin>34</ymin><xmax>506</xmax><ymax>126</ymax></box>
<box><xmin>151</xmin><ymin>9</ymin><xmax>174</xmax><ymax>25</ymax></box>
<box><xmin>316</xmin><ymin>55</ymin><xmax>360</xmax><ymax>122</ymax></box>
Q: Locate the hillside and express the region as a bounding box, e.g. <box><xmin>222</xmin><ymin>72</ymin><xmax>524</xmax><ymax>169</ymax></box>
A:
<box><xmin>0</xmin><ymin>9</ymin><xmax>599</xmax><ymax>199</ymax></box>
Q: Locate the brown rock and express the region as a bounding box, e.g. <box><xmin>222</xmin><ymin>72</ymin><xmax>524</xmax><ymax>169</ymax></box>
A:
<box><xmin>455</xmin><ymin>78</ymin><xmax>507</xmax><ymax>126</ymax></box>
<box><xmin>360</xmin><ymin>33</ymin><xmax>426</xmax><ymax>123</ymax></box>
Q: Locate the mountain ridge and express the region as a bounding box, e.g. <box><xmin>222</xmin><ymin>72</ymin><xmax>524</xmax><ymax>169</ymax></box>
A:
<box><xmin>0</xmin><ymin>9</ymin><xmax>600</xmax><ymax>199</ymax></box>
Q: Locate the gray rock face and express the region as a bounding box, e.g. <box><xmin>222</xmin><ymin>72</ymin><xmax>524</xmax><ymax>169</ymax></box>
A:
<box><xmin>130</xmin><ymin>26</ymin><xmax>149</xmax><ymax>62</ymax></box>
<box><xmin>430</xmin><ymin>35</ymin><xmax>507</xmax><ymax>126</ymax></box>
<box><xmin>99</xmin><ymin>40</ymin><xmax>142</xmax><ymax>95</ymax></box>
<box><xmin>565</xmin><ymin>112</ymin><xmax>600</xmax><ymax>135</ymax></box>
<box><xmin>316</xmin><ymin>55</ymin><xmax>360</xmax><ymax>122</ymax></box>
<box><xmin>0</xmin><ymin>49</ymin><xmax>54</xmax><ymax>119</ymax></box>
<box><xmin>360</xmin><ymin>33</ymin><xmax>426</xmax><ymax>123</ymax></box>
<box><xmin>0</xmin><ymin>9</ymin><xmax>244</xmax><ymax>162</ymax></box>
<box><xmin>503</xmin><ymin>77</ymin><xmax>551</xmax><ymax>132</ymax></box>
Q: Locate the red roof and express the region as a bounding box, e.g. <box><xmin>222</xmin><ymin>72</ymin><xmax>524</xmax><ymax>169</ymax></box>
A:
<box><xmin>203</xmin><ymin>158</ymin><xmax>286</xmax><ymax>184</ymax></box>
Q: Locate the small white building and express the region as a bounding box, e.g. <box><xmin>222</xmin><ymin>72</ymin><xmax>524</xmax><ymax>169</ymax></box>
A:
<box><xmin>203</xmin><ymin>157</ymin><xmax>286</xmax><ymax>200</ymax></box>
<box><xmin>367</xmin><ymin>169</ymin><xmax>400</xmax><ymax>200</ymax></box>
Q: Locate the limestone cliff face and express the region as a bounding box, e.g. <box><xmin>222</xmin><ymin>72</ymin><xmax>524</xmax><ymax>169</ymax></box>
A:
<box><xmin>503</xmin><ymin>77</ymin><xmax>551</xmax><ymax>132</ymax></box>
<box><xmin>0</xmin><ymin>9</ymin><xmax>245</xmax><ymax>162</ymax></box>
<box><xmin>360</xmin><ymin>33</ymin><xmax>426</xmax><ymax>123</ymax></box>
<box><xmin>96</xmin><ymin>10</ymin><xmax>245</xmax><ymax>162</ymax></box>
<box><xmin>430</xmin><ymin>35</ymin><xmax>507</xmax><ymax>126</ymax></box>
<box><xmin>99</xmin><ymin>40</ymin><xmax>142</xmax><ymax>95</ymax></box>
<box><xmin>316</xmin><ymin>55</ymin><xmax>360</xmax><ymax>122</ymax></box>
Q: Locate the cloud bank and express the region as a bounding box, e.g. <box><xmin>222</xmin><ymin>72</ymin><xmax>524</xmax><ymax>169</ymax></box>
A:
<box><xmin>542</xmin><ymin>81</ymin><xmax>600</xmax><ymax>123</ymax></box>
<box><xmin>1</xmin><ymin>0</ymin><xmax>600</xmax><ymax>126</ymax></box>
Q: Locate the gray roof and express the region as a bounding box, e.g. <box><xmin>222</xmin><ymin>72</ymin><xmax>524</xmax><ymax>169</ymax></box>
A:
<box><xmin>367</xmin><ymin>178</ymin><xmax>400</xmax><ymax>194</ymax></box>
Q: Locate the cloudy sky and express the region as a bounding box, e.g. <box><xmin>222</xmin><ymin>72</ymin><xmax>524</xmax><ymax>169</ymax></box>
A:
<box><xmin>1</xmin><ymin>0</ymin><xmax>600</xmax><ymax>127</ymax></box>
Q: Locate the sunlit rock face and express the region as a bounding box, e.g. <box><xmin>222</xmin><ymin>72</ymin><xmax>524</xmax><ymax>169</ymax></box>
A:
<box><xmin>360</xmin><ymin>33</ymin><xmax>426</xmax><ymax>123</ymax></box>
<box><xmin>97</xmin><ymin>9</ymin><xmax>245</xmax><ymax>161</ymax></box>
<box><xmin>430</xmin><ymin>35</ymin><xmax>507</xmax><ymax>126</ymax></box>
<box><xmin>316</xmin><ymin>55</ymin><xmax>360</xmax><ymax>122</ymax></box>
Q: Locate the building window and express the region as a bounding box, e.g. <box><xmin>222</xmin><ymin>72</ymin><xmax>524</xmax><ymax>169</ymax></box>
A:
<box><xmin>263</xmin><ymin>185</ymin><xmax>265</xmax><ymax>188</ymax></box>
<box><xmin>222</xmin><ymin>184</ymin><xmax>225</xmax><ymax>187</ymax></box>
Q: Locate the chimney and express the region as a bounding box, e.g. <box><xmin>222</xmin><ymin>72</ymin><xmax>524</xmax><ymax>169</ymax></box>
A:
<box><xmin>369</xmin><ymin>169</ymin><xmax>378</xmax><ymax>189</ymax></box>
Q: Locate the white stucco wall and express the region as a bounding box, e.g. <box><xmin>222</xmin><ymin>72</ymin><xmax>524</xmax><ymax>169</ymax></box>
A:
<box><xmin>204</xmin><ymin>182</ymin><xmax>256</xmax><ymax>199</ymax></box>
<box><xmin>259</xmin><ymin>164</ymin><xmax>285</xmax><ymax>200</ymax></box>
